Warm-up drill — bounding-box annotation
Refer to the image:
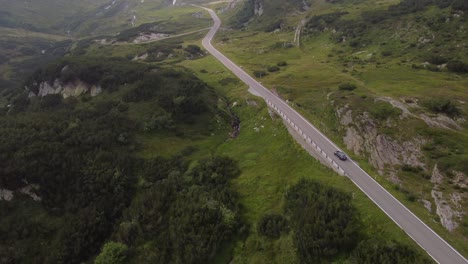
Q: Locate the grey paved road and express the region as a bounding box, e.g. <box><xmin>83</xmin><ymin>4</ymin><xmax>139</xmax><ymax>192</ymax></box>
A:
<box><xmin>197</xmin><ymin>6</ymin><xmax>468</xmax><ymax>264</ymax></box>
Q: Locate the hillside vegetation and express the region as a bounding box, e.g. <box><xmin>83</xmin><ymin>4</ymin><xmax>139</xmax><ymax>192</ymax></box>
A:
<box><xmin>228</xmin><ymin>0</ymin><xmax>310</xmax><ymax>30</ymax></box>
<box><xmin>0</xmin><ymin>0</ymin><xmax>212</xmax><ymax>102</ymax></box>
<box><xmin>216</xmin><ymin>0</ymin><xmax>468</xmax><ymax>257</ymax></box>
<box><xmin>0</xmin><ymin>54</ymin><xmax>244</xmax><ymax>263</ymax></box>
<box><xmin>0</xmin><ymin>0</ymin><xmax>466</xmax><ymax>263</ymax></box>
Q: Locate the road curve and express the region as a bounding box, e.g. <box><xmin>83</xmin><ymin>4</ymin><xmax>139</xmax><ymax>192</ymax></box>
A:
<box><xmin>196</xmin><ymin>6</ymin><xmax>468</xmax><ymax>264</ymax></box>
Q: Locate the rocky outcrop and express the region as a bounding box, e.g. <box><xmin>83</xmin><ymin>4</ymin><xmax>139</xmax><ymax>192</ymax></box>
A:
<box><xmin>421</xmin><ymin>199</ymin><xmax>432</xmax><ymax>212</ymax></box>
<box><xmin>343</xmin><ymin>126</ymin><xmax>364</xmax><ymax>155</ymax></box>
<box><xmin>430</xmin><ymin>164</ymin><xmax>465</xmax><ymax>232</ymax></box>
<box><xmin>378</xmin><ymin>97</ymin><xmax>464</xmax><ymax>131</ymax></box>
<box><xmin>453</xmin><ymin>171</ymin><xmax>468</xmax><ymax>188</ymax></box>
<box><xmin>254</xmin><ymin>0</ymin><xmax>264</xmax><ymax>16</ymax></box>
<box><xmin>133</xmin><ymin>33</ymin><xmax>170</xmax><ymax>43</ymax></box>
<box><xmin>220</xmin><ymin>0</ymin><xmax>241</xmax><ymax>13</ymax></box>
<box><xmin>20</xmin><ymin>185</ymin><xmax>41</xmax><ymax>202</ymax></box>
<box><xmin>431</xmin><ymin>190</ymin><xmax>462</xmax><ymax>231</ymax></box>
<box><xmin>0</xmin><ymin>184</ymin><xmax>41</xmax><ymax>202</ymax></box>
<box><xmin>0</xmin><ymin>189</ymin><xmax>13</xmax><ymax>201</ymax></box>
<box><xmin>28</xmin><ymin>79</ymin><xmax>102</xmax><ymax>98</ymax></box>
<box><xmin>431</xmin><ymin>164</ymin><xmax>443</xmax><ymax>185</ymax></box>
<box><xmin>337</xmin><ymin>100</ymin><xmax>466</xmax><ymax>232</ymax></box>
<box><xmin>420</xmin><ymin>114</ymin><xmax>462</xmax><ymax>131</ymax></box>
<box><xmin>337</xmin><ymin>106</ymin><xmax>426</xmax><ymax>180</ymax></box>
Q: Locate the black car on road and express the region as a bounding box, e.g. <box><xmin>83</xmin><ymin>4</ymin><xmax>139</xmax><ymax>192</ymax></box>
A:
<box><xmin>334</xmin><ymin>151</ymin><xmax>347</xmax><ymax>161</ymax></box>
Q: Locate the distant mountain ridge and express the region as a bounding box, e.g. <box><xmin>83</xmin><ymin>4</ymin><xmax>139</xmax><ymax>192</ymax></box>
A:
<box><xmin>0</xmin><ymin>0</ymin><xmax>173</xmax><ymax>36</ymax></box>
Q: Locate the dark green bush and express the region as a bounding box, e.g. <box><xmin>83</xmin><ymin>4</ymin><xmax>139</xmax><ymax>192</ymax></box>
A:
<box><xmin>277</xmin><ymin>61</ymin><xmax>288</xmax><ymax>67</ymax></box>
<box><xmin>381</xmin><ymin>50</ymin><xmax>392</xmax><ymax>57</ymax></box>
<box><xmin>422</xmin><ymin>98</ymin><xmax>460</xmax><ymax>117</ymax></box>
<box><xmin>401</xmin><ymin>164</ymin><xmax>423</xmax><ymax>173</ymax></box>
<box><xmin>219</xmin><ymin>77</ymin><xmax>239</xmax><ymax>85</ymax></box>
<box><xmin>368</xmin><ymin>101</ymin><xmax>402</xmax><ymax>120</ymax></box>
<box><xmin>184</xmin><ymin>44</ymin><xmax>202</xmax><ymax>54</ymax></box>
<box><xmin>253</xmin><ymin>70</ymin><xmax>267</xmax><ymax>78</ymax></box>
<box><xmin>350</xmin><ymin>239</ymin><xmax>430</xmax><ymax>264</ymax></box>
<box><xmin>426</xmin><ymin>64</ymin><xmax>440</xmax><ymax>72</ymax></box>
<box><xmin>427</xmin><ymin>55</ymin><xmax>448</xmax><ymax>65</ymax></box>
<box><xmin>285</xmin><ymin>179</ymin><xmax>361</xmax><ymax>262</ymax></box>
<box><xmin>447</xmin><ymin>60</ymin><xmax>468</xmax><ymax>73</ymax></box>
<box><xmin>267</xmin><ymin>66</ymin><xmax>280</xmax><ymax>72</ymax></box>
<box><xmin>338</xmin><ymin>83</ymin><xmax>357</xmax><ymax>91</ymax></box>
<box><xmin>257</xmin><ymin>214</ymin><xmax>289</xmax><ymax>239</ymax></box>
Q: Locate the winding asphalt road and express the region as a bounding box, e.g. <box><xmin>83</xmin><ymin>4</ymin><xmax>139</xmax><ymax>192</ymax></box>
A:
<box><xmin>196</xmin><ymin>6</ymin><xmax>468</xmax><ymax>264</ymax></box>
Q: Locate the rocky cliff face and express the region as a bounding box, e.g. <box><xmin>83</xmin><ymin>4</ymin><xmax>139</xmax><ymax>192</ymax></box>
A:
<box><xmin>28</xmin><ymin>79</ymin><xmax>102</xmax><ymax>98</ymax></box>
<box><xmin>430</xmin><ymin>164</ymin><xmax>465</xmax><ymax>231</ymax></box>
<box><xmin>335</xmin><ymin>101</ymin><xmax>466</xmax><ymax>232</ymax></box>
<box><xmin>253</xmin><ymin>0</ymin><xmax>264</xmax><ymax>16</ymax></box>
<box><xmin>337</xmin><ymin>105</ymin><xmax>426</xmax><ymax>182</ymax></box>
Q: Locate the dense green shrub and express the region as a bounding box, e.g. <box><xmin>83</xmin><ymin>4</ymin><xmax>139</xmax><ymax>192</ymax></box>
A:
<box><xmin>0</xmin><ymin>58</ymin><xmax>230</xmax><ymax>263</ymax></box>
<box><xmin>381</xmin><ymin>50</ymin><xmax>393</xmax><ymax>57</ymax></box>
<box><xmin>35</xmin><ymin>94</ymin><xmax>63</xmax><ymax>110</ymax></box>
<box><xmin>125</xmin><ymin>156</ymin><xmax>243</xmax><ymax>264</ymax></box>
<box><xmin>427</xmin><ymin>55</ymin><xmax>448</xmax><ymax>65</ymax></box>
<box><xmin>401</xmin><ymin>164</ymin><xmax>423</xmax><ymax>173</ymax></box>
<box><xmin>229</xmin><ymin>0</ymin><xmax>255</xmax><ymax>29</ymax></box>
<box><xmin>426</xmin><ymin>64</ymin><xmax>440</xmax><ymax>72</ymax></box>
<box><xmin>368</xmin><ymin>101</ymin><xmax>402</xmax><ymax>120</ymax></box>
<box><xmin>95</xmin><ymin>242</ymin><xmax>128</xmax><ymax>264</ymax></box>
<box><xmin>257</xmin><ymin>214</ymin><xmax>289</xmax><ymax>239</ymax></box>
<box><xmin>253</xmin><ymin>70</ymin><xmax>267</xmax><ymax>78</ymax></box>
<box><xmin>25</xmin><ymin>56</ymin><xmax>149</xmax><ymax>94</ymax></box>
<box><xmin>219</xmin><ymin>77</ymin><xmax>239</xmax><ymax>86</ymax></box>
<box><xmin>285</xmin><ymin>179</ymin><xmax>361</xmax><ymax>262</ymax></box>
<box><xmin>277</xmin><ymin>61</ymin><xmax>288</xmax><ymax>66</ymax></box>
<box><xmin>338</xmin><ymin>83</ymin><xmax>357</xmax><ymax>91</ymax></box>
<box><xmin>305</xmin><ymin>11</ymin><xmax>348</xmax><ymax>32</ymax></box>
<box><xmin>422</xmin><ymin>98</ymin><xmax>460</xmax><ymax>117</ymax></box>
<box><xmin>349</xmin><ymin>239</ymin><xmax>429</xmax><ymax>264</ymax></box>
<box><xmin>267</xmin><ymin>65</ymin><xmax>280</xmax><ymax>72</ymax></box>
<box><xmin>122</xmin><ymin>69</ymin><xmax>211</xmax><ymax>117</ymax></box>
<box><xmin>447</xmin><ymin>60</ymin><xmax>468</xmax><ymax>73</ymax></box>
<box><xmin>184</xmin><ymin>44</ymin><xmax>202</xmax><ymax>54</ymax></box>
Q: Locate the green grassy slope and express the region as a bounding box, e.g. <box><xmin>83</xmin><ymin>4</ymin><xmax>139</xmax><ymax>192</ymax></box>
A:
<box><xmin>181</xmin><ymin>54</ymin><xmax>433</xmax><ymax>263</ymax></box>
<box><xmin>213</xmin><ymin>0</ymin><xmax>468</xmax><ymax>258</ymax></box>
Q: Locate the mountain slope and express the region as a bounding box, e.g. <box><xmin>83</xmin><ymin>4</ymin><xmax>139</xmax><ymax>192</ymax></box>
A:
<box><xmin>217</xmin><ymin>0</ymin><xmax>468</xmax><ymax>257</ymax></box>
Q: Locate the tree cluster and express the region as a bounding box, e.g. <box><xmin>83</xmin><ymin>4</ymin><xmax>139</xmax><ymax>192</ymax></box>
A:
<box><xmin>0</xmin><ymin>99</ymin><xmax>138</xmax><ymax>263</ymax></box>
<box><xmin>229</xmin><ymin>0</ymin><xmax>256</xmax><ymax>29</ymax></box>
<box><xmin>285</xmin><ymin>179</ymin><xmax>361</xmax><ymax>262</ymax></box>
<box><xmin>349</xmin><ymin>239</ymin><xmax>429</xmax><ymax>264</ymax></box>
<box><xmin>123</xmin><ymin>69</ymin><xmax>211</xmax><ymax>119</ymax></box>
<box><xmin>257</xmin><ymin>214</ymin><xmax>290</xmax><ymax>239</ymax></box>
<box><xmin>25</xmin><ymin>56</ymin><xmax>149</xmax><ymax>94</ymax></box>
<box><xmin>119</xmin><ymin>156</ymin><xmax>244</xmax><ymax>263</ymax></box>
<box><xmin>1</xmin><ymin>57</ymin><xmax>232</xmax><ymax>263</ymax></box>
<box><xmin>273</xmin><ymin>179</ymin><xmax>431</xmax><ymax>263</ymax></box>
<box><xmin>422</xmin><ymin>98</ymin><xmax>461</xmax><ymax>117</ymax></box>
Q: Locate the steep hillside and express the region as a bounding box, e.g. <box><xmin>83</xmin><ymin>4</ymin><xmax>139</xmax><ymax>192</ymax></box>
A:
<box><xmin>216</xmin><ymin>0</ymin><xmax>468</xmax><ymax>256</ymax></box>
<box><xmin>0</xmin><ymin>0</ymin><xmax>110</xmax><ymax>35</ymax></box>
<box><xmin>227</xmin><ymin>0</ymin><xmax>311</xmax><ymax>30</ymax></box>
<box><xmin>0</xmin><ymin>53</ymin><xmax>240</xmax><ymax>263</ymax></box>
<box><xmin>0</xmin><ymin>1</ymin><xmax>211</xmax><ymax>100</ymax></box>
